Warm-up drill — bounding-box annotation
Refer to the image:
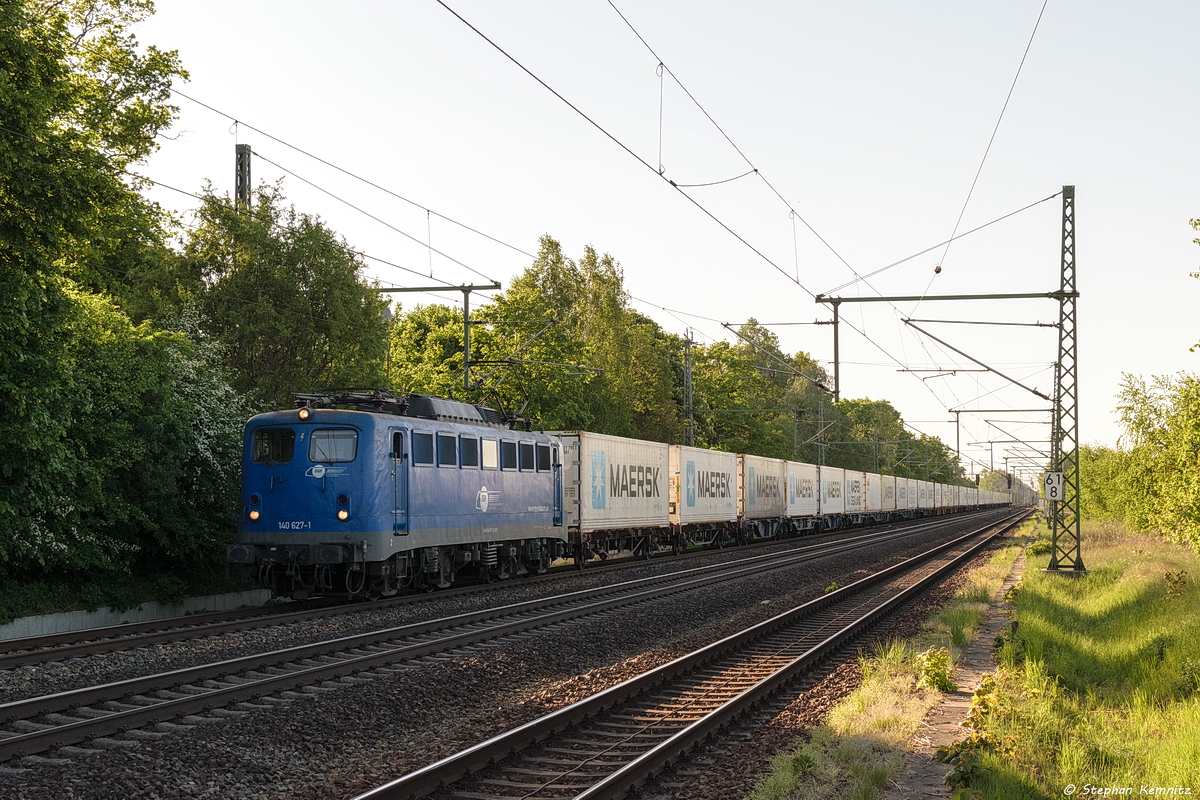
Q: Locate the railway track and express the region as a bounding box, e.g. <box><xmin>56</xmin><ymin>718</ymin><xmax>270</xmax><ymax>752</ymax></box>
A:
<box><xmin>0</xmin><ymin>512</ymin><xmax>1008</xmax><ymax>764</ymax></box>
<box><xmin>0</xmin><ymin>513</ymin><xmax>984</xmax><ymax>670</ymax></box>
<box><xmin>352</xmin><ymin>509</ymin><xmax>1030</xmax><ymax>800</ymax></box>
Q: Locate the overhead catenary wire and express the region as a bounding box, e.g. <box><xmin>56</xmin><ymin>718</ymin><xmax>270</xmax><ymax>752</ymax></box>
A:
<box><xmin>819</xmin><ymin>191</ymin><xmax>1062</xmax><ymax>296</ymax></box>
<box><xmin>170</xmin><ymin>89</ymin><xmax>537</xmax><ymax>260</ymax></box>
<box><xmin>600</xmin><ymin>0</ymin><xmax>1022</xmax><ymax>401</ymax></box>
<box><xmin>607</xmin><ymin>0</ymin><xmax>1060</xmax><ymax>424</ymax></box>
<box><xmin>669</xmin><ymin>168</ymin><xmax>758</xmax><ymax>189</ymax></box>
<box><xmin>130</xmin><ymin>178</ymin><xmax>478</xmax><ymax>311</ymax></box>
<box><xmin>144</xmin><ymin>169</ymin><xmax>472</xmax><ymax>299</ymax></box>
<box><xmin>605</xmin><ymin>0</ymin><xmax>860</xmax><ymax>284</ymax></box>
<box><xmin>437</xmin><ymin>0</ymin><xmax>977</xmax><ymax>420</ymax></box>
<box><xmin>435</xmin><ymin>0</ymin><xmax>816</xmax><ymax>299</ymax></box>
<box><xmin>607</xmin><ymin>2</ymin><xmax>850</xmax><ymax>270</ymax></box>
<box><xmin>4</xmin><ymin>150</ymin><xmax>998</xmax><ymax>467</ymax></box>
<box><xmin>251</xmin><ymin>149</ymin><xmax>500</xmax><ymax>286</ymax></box>
<box><xmin>0</xmin><ymin>121</ymin><xmax>493</xmax><ymax>303</ymax></box>
<box><xmin>912</xmin><ymin>0</ymin><xmax>1051</xmax><ymax>312</ymax></box>
<box><xmin>14</xmin><ymin>38</ymin><xmax>1032</xmax><ymax>455</ymax></box>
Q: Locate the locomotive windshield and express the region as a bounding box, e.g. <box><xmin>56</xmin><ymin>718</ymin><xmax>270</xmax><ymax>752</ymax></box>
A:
<box><xmin>252</xmin><ymin>428</ymin><xmax>295</xmax><ymax>464</ymax></box>
<box><xmin>309</xmin><ymin>428</ymin><xmax>358</xmax><ymax>463</ymax></box>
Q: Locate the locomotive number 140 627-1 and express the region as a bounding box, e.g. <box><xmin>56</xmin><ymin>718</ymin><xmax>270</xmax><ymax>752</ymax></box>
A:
<box><xmin>279</xmin><ymin>521</ymin><xmax>312</xmax><ymax>530</ymax></box>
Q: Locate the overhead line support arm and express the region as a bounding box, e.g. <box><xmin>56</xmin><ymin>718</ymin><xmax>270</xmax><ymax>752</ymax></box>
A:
<box><xmin>903</xmin><ymin>320</ymin><xmax>1051</xmax><ymax>401</ymax></box>
<box><xmin>379</xmin><ymin>283</ymin><xmax>502</xmax><ymax>390</ymax></box>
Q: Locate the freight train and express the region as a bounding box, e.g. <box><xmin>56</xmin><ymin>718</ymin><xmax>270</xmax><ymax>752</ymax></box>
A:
<box><xmin>226</xmin><ymin>391</ymin><xmax>1012</xmax><ymax>599</ymax></box>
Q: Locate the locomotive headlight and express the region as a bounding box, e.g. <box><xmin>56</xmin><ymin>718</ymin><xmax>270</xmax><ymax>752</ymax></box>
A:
<box><xmin>298</xmin><ymin>407</ymin><xmax>310</xmax><ymax>420</ymax></box>
<box><xmin>249</xmin><ymin>509</ymin><xmax>261</xmax><ymax>521</ymax></box>
<box><xmin>337</xmin><ymin>509</ymin><xmax>349</xmax><ymax>521</ymax></box>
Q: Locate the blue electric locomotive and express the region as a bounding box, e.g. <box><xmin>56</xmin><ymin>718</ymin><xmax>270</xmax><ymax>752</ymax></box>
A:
<box><xmin>227</xmin><ymin>391</ymin><xmax>569</xmax><ymax>598</ymax></box>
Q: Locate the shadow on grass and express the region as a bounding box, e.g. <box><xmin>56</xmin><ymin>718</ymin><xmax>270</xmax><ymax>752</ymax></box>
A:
<box><xmin>1015</xmin><ymin>578</ymin><xmax>1184</xmax><ymax>693</ymax></box>
<box><xmin>974</xmin><ymin>749</ymin><xmax>1051</xmax><ymax>799</ymax></box>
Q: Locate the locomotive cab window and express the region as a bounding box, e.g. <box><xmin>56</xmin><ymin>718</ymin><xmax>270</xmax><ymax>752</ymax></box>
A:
<box><xmin>437</xmin><ymin>434</ymin><xmax>457</xmax><ymax>467</ymax></box>
<box><xmin>536</xmin><ymin>444</ymin><xmax>552</xmax><ymax>472</ymax></box>
<box><xmin>252</xmin><ymin>428</ymin><xmax>295</xmax><ymax>464</ymax></box>
<box><xmin>391</xmin><ymin>432</ymin><xmax>403</xmax><ymax>458</ymax></box>
<box><xmin>309</xmin><ymin>428</ymin><xmax>358</xmax><ymax>463</ymax></box>
<box><xmin>481</xmin><ymin>438</ymin><xmax>498</xmax><ymax>470</ymax></box>
<box><xmin>500</xmin><ymin>440</ymin><xmax>518</xmax><ymax>471</ymax></box>
<box><xmin>519</xmin><ymin>442</ymin><xmax>535</xmax><ymax>471</ymax></box>
<box><xmin>412</xmin><ymin>432</ymin><xmax>434</xmax><ymax>465</ymax></box>
<box><xmin>460</xmin><ymin>436</ymin><xmax>479</xmax><ymax>468</ymax></box>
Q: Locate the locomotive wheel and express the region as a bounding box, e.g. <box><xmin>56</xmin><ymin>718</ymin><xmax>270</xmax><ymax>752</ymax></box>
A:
<box><xmin>528</xmin><ymin>542</ymin><xmax>550</xmax><ymax>574</ymax></box>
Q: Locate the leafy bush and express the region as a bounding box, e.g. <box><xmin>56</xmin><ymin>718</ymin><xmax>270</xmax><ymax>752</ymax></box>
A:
<box><xmin>1025</xmin><ymin>538</ymin><xmax>1053</xmax><ymax>556</ymax></box>
<box><xmin>1</xmin><ymin>291</ymin><xmax>246</xmax><ymax>595</ymax></box>
<box><xmin>916</xmin><ymin>646</ymin><xmax>958</xmax><ymax>692</ymax></box>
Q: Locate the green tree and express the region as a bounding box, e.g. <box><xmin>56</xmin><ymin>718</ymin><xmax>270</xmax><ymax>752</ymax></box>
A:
<box><xmin>445</xmin><ymin>235</ymin><xmax>683</xmax><ymax>437</ymax></box>
<box><xmin>1116</xmin><ymin>372</ymin><xmax>1200</xmax><ymax>550</ymax></box>
<box><xmin>1076</xmin><ymin>444</ymin><xmax>1131</xmax><ymax>522</ymax></box>
<box><xmin>470</xmin><ymin>236</ymin><xmax>595</xmax><ymax>427</ymax></box>
<box><xmin>688</xmin><ymin>321</ymin><xmax>836</xmax><ymax>460</ymax></box>
<box><xmin>3</xmin><ymin>288</ymin><xmax>245</xmax><ymax>584</ymax></box>
<box><xmin>835</xmin><ymin>398</ymin><xmax>907</xmax><ymax>473</ymax></box>
<box><xmin>691</xmin><ymin>339</ymin><xmax>773</xmax><ymax>454</ymax></box>
<box><xmin>388</xmin><ymin>302</ymin><xmax>473</xmax><ymax>400</ymax></box>
<box><xmin>182</xmin><ymin>186</ymin><xmax>390</xmax><ymax>409</ymax></box>
<box><xmin>568</xmin><ymin>246</ymin><xmax>680</xmax><ymax>440</ymax></box>
<box><xmin>52</xmin><ymin>293</ymin><xmax>245</xmax><ymax>572</ymax></box>
<box><xmin>0</xmin><ymin>0</ymin><xmax>186</xmax><ymax>574</ymax></box>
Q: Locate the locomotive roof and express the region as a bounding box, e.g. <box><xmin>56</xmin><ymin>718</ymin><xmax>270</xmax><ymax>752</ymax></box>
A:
<box><xmin>292</xmin><ymin>390</ymin><xmax>518</xmax><ymax>429</ymax></box>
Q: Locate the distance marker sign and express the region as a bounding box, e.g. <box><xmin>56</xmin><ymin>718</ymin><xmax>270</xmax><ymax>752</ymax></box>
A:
<box><xmin>1044</xmin><ymin>471</ymin><xmax>1065</xmax><ymax>501</ymax></box>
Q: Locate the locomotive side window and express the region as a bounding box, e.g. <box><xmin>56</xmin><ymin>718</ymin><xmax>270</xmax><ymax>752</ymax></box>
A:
<box><xmin>391</xmin><ymin>432</ymin><xmax>403</xmax><ymax>458</ymax></box>
<box><xmin>309</xmin><ymin>428</ymin><xmax>358</xmax><ymax>463</ymax></box>
<box><xmin>536</xmin><ymin>444</ymin><xmax>552</xmax><ymax>472</ymax></box>
<box><xmin>460</xmin><ymin>436</ymin><xmax>479</xmax><ymax>468</ymax></box>
<box><xmin>519</xmin><ymin>442</ymin><xmax>535</xmax><ymax>471</ymax></box>
<box><xmin>412</xmin><ymin>432</ymin><xmax>434</xmax><ymax>465</ymax></box>
<box><xmin>481</xmin><ymin>438</ymin><xmax>498</xmax><ymax>470</ymax></box>
<box><xmin>437</xmin><ymin>434</ymin><xmax>457</xmax><ymax>467</ymax></box>
<box><xmin>252</xmin><ymin>428</ymin><xmax>295</xmax><ymax>464</ymax></box>
<box><xmin>500</xmin><ymin>440</ymin><xmax>517</xmax><ymax>471</ymax></box>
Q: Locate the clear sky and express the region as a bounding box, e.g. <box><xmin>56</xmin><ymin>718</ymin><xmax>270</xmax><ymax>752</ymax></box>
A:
<box><xmin>134</xmin><ymin>1</ymin><xmax>1200</xmax><ymax>482</ymax></box>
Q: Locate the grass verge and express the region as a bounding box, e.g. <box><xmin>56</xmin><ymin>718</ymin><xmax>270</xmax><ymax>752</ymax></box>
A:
<box><xmin>944</xmin><ymin>521</ymin><xmax>1200</xmax><ymax>798</ymax></box>
<box><xmin>747</xmin><ymin>517</ymin><xmax>1038</xmax><ymax>800</ymax></box>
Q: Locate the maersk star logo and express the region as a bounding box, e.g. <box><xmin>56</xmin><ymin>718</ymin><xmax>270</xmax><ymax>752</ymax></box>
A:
<box><xmin>685</xmin><ymin>461</ymin><xmax>697</xmax><ymax>507</ymax></box>
<box><xmin>748</xmin><ymin>466</ymin><xmax>757</xmax><ymax>505</ymax></box>
<box><xmin>591</xmin><ymin>450</ymin><xmax>606</xmax><ymax>509</ymax></box>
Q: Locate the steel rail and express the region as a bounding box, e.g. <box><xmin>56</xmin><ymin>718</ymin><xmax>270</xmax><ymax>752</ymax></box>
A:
<box><xmin>351</xmin><ymin>509</ymin><xmax>1029</xmax><ymax>800</ymax></box>
<box><xmin>0</xmin><ymin>514</ymin><xmax>1003</xmax><ymax>763</ymax></box>
<box><xmin>581</xmin><ymin>510</ymin><xmax>1030</xmax><ymax>800</ymax></box>
<box><xmin>0</xmin><ymin>511</ymin><xmax>975</xmax><ymax>668</ymax></box>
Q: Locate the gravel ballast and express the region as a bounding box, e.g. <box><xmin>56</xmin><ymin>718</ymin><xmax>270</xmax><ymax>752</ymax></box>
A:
<box><xmin>0</xmin><ymin>517</ymin><xmax>1010</xmax><ymax>800</ymax></box>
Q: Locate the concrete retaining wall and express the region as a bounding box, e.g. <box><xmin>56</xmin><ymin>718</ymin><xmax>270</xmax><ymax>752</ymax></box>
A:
<box><xmin>0</xmin><ymin>590</ymin><xmax>272</xmax><ymax>641</ymax></box>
